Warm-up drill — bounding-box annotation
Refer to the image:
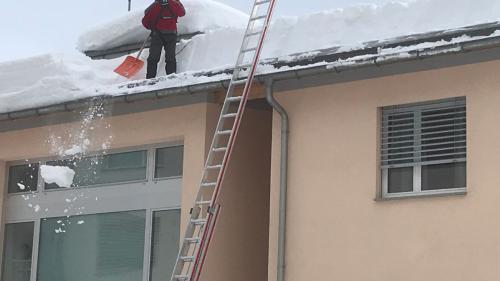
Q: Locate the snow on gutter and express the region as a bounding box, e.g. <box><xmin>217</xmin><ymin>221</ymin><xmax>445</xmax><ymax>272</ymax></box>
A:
<box><xmin>2</xmin><ymin>34</ymin><xmax>500</xmax><ymax>122</ymax></box>
<box><xmin>85</xmin><ymin>32</ymin><xmax>204</xmax><ymax>60</ymax></box>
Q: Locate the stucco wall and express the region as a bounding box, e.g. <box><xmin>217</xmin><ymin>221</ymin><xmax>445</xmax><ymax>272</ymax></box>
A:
<box><xmin>268</xmin><ymin>59</ymin><xmax>500</xmax><ymax>281</ymax></box>
<box><xmin>201</xmin><ymin>104</ymin><xmax>272</xmax><ymax>281</ymax></box>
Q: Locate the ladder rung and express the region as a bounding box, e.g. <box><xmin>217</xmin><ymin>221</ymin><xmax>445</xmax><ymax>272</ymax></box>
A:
<box><xmin>207</xmin><ymin>164</ymin><xmax>223</xmax><ymax>169</ymax></box>
<box><xmin>227</xmin><ymin>96</ymin><xmax>243</xmax><ymax>102</ymax></box>
<box><xmin>185</xmin><ymin>237</ymin><xmax>200</xmax><ymax>244</ymax></box>
<box><xmin>250</xmin><ymin>15</ymin><xmax>267</xmax><ymax>21</ymax></box>
<box><xmin>180</xmin><ymin>256</ymin><xmax>196</xmax><ymax>262</ymax></box>
<box><xmin>255</xmin><ymin>0</ymin><xmax>271</xmax><ymax>5</ymax></box>
<box><xmin>213</xmin><ymin>147</ymin><xmax>228</xmax><ymax>152</ymax></box>
<box><xmin>217</xmin><ymin>130</ymin><xmax>232</xmax><ymax>135</ymax></box>
<box><xmin>191</xmin><ymin>219</ymin><xmax>208</xmax><ymax>225</ymax></box>
<box><xmin>242</xmin><ymin>47</ymin><xmax>257</xmax><ymax>53</ymax></box>
<box><xmin>196</xmin><ymin>200</ymin><xmax>212</xmax><ymax>205</ymax></box>
<box><xmin>223</xmin><ymin>113</ymin><xmax>237</xmax><ymax>118</ymax></box>
<box><xmin>245</xmin><ymin>31</ymin><xmax>262</xmax><ymax>38</ymax></box>
<box><xmin>201</xmin><ymin>182</ymin><xmax>217</xmax><ymax>187</ymax></box>
<box><xmin>232</xmin><ymin>79</ymin><xmax>248</xmax><ymax>86</ymax></box>
<box><xmin>174</xmin><ymin>275</ymin><xmax>190</xmax><ymax>280</ymax></box>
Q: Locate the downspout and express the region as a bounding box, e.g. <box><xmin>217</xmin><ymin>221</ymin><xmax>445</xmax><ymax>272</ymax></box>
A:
<box><xmin>265</xmin><ymin>79</ymin><xmax>289</xmax><ymax>281</ymax></box>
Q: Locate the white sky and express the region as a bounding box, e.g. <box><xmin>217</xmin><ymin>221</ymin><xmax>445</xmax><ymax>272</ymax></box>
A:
<box><xmin>0</xmin><ymin>0</ymin><xmax>391</xmax><ymax>62</ymax></box>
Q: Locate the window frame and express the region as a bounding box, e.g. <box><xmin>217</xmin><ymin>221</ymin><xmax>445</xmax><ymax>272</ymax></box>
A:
<box><xmin>4</xmin><ymin>142</ymin><xmax>184</xmax><ymax>195</ymax></box>
<box><xmin>380</xmin><ymin>98</ymin><xmax>467</xmax><ymax>199</ymax></box>
<box><xmin>5</xmin><ymin>163</ymin><xmax>41</xmax><ymax>196</ymax></box>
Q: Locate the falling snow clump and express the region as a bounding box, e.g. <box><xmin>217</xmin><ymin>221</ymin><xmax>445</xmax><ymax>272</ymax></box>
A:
<box><xmin>40</xmin><ymin>165</ymin><xmax>76</xmax><ymax>188</ymax></box>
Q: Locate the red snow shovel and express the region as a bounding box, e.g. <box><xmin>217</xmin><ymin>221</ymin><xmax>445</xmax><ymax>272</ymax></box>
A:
<box><xmin>114</xmin><ymin>35</ymin><xmax>151</xmax><ymax>79</ymax></box>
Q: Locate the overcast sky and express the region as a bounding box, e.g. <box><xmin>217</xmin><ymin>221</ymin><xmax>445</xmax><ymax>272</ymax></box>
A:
<box><xmin>0</xmin><ymin>0</ymin><xmax>391</xmax><ymax>62</ymax></box>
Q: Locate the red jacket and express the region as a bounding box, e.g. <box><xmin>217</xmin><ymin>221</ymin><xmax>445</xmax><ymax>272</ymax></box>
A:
<box><xmin>142</xmin><ymin>0</ymin><xmax>186</xmax><ymax>31</ymax></box>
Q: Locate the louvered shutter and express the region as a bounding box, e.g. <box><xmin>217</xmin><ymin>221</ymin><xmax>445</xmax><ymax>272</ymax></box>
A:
<box><xmin>381</xmin><ymin>97</ymin><xmax>466</xmax><ymax>169</ymax></box>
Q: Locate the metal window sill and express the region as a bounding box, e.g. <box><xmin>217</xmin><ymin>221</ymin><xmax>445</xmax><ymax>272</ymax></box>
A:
<box><xmin>375</xmin><ymin>189</ymin><xmax>467</xmax><ymax>201</ymax></box>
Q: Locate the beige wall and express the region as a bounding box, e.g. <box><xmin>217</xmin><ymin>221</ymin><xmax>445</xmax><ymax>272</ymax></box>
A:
<box><xmin>268</xmin><ymin>59</ymin><xmax>500</xmax><ymax>281</ymax></box>
<box><xmin>200</xmin><ymin>104</ymin><xmax>271</xmax><ymax>281</ymax></box>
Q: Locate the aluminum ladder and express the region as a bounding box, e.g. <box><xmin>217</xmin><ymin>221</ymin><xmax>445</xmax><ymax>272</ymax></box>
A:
<box><xmin>170</xmin><ymin>0</ymin><xmax>277</xmax><ymax>280</ymax></box>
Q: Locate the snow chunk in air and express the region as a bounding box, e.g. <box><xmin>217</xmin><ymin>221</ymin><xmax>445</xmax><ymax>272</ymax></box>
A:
<box><xmin>77</xmin><ymin>0</ymin><xmax>248</xmax><ymax>52</ymax></box>
<box><xmin>40</xmin><ymin>165</ymin><xmax>76</xmax><ymax>188</ymax></box>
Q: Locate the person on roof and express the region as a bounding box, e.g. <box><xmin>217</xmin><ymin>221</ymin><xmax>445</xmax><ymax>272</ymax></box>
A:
<box><xmin>142</xmin><ymin>0</ymin><xmax>186</xmax><ymax>79</ymax></box>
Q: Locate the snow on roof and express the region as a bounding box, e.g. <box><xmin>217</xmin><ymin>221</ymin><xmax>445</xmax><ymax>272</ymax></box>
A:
<box><xmin>2</xmin><ymin>0</ymin><xmax>500</xmax><ymax>115</ymax></box>
<box><xmin>77</xmin><ymin>0</ymin><xmax>248</xmax><ymax>53</ymax></box>
<box><xmin>0</xmin><ymin>53</ymin><xmax>120</xmax><ymax>114</ymax></box>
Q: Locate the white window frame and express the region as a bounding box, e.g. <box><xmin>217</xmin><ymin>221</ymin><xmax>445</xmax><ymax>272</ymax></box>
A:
<box><xmin>380</xmin><ymin>98</ymin><xmax>467</xmax><ymax>199</ymax></box>
<box><xmin>2</xmin><ymin>142</ymin><xmax>184</xmax><ymax>281</ymax></box>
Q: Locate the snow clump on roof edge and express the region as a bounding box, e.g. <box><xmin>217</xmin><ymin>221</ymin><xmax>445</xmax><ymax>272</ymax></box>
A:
<box><xmin>77</xmin><ymin>0</ymin><xmax>249</xmax><ymax>52</ymax></box>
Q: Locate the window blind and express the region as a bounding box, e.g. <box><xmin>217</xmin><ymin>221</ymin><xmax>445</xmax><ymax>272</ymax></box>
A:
<box><xmin>381</xmin><ymin>97</ymin><xmax>466</xmax><ymax>168</ymax></box>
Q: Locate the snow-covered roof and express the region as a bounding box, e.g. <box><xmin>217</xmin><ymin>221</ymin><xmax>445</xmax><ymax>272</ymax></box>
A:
<box><xmin>77</xmin><ymin>0</ymin><xmax>248</xmax><ymax>53</ymax></box>
<box><xmin>2</xmin><ymin>0</ymin><xmax>500</xmax><ymax>116</ymax></box>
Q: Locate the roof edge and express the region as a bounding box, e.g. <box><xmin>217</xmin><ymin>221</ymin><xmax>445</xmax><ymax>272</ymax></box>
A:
<box><xmin>3</xmin><ymin>30</ymin><xmax>500</xmax><ymax>122</ymax></box>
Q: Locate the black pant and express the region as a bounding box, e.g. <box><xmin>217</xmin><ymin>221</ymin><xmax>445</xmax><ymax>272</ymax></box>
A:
<box><xmin>147</xmin><ymin>32</ymin><xmax>177</xmax><ymax>79</ymax></box>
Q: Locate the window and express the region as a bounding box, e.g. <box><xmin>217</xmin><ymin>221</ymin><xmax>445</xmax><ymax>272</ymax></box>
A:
<box><xmin>155</xmin><ymin>146</ymin><xmax>184</xmax><ymax>179</ymax></box>
<box><xmin>8</xmin><ymin>164</ymin><xmax>38</xmax><ymax>194</ymax></box>
<box><xmin>45</xmin><ymin>150</ymin><xmax>148</xmax><ymax>189</ymax></box>
<box><xmin>37</xmin><ymin>211</ymin><xmax>146</xmax><ymax>281</ymax></box>
<box><xmin>7</xmin><ymin>145</ymin><xmax>183</xmax><ymax>191</ymax></box>
<box><xmin>3</xmin><ymin>144</ymin><xmax>184</xmax><ymax>281</ymax></box>
<box><xmin>1</xmin><ymin>222</ymin><xmax>34</xmax><ymax>281</ymax></box>
<box><xmin>381</xmin><ymin>97</ymin><xmax>466</xmax><ymax>198</ymax></box>
<box><xmin>149</xmin><ymin>210</ymin><xmax>181</xmax><ymax>281</ymax></box>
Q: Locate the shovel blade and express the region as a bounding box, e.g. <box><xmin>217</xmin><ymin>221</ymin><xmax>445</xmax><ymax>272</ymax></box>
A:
<box><xmin>114</xmin><ymin>56</ymin><xmax>145</xmax><ymax>78</ymax></box>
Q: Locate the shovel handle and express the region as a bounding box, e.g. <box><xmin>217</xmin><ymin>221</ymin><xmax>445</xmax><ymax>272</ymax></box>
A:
<box><xmin>136</xmin><ymin>34</ymin><xmax>152</xmax><ymax>59</ymax></box>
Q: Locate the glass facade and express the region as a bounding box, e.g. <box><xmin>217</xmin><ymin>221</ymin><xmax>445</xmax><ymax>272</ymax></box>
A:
<box><xmin>37</xmin><ymin>211</ymin><xmax>146</xmax><ymax>281</ymax></box>
<box><xmin>8</xmin><ymin>164</ymin><xmax>39</xmax><ymax>194</ymax></box>
<box><xmin>1</xmin><ymin>222</ymin><xmax>34</xmax><ymax>281</ymax></box>
<box><xmin>3</xmin><ymin>145</ymin><xmax>184</xmax><ymax>281</ymax></box>
<box><xmin>149</xmin><ymin>210</ymin><xmax>181</xmax><ymax>281</ymax></box>
<box><xmin>45</xmin><ymin>150</ymin><xmax>148</xmax><ymax>189</ymax></box>
<box><xmin>155</xmin><ymin>146</ymin><xmax>184</xmax><ymax>179</ymax></box>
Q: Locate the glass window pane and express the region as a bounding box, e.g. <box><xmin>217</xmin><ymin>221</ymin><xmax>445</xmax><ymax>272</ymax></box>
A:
<box><xmin>155</xmin><ymin>146</ymin><xmax>183</xmax><ymax>179</ymax></box>
<box><xmin>45</xmin><ymin>150</ymin><xmax>147</xmax><ymax>189</ymax></box>
<box><xmin>388</xmin><ymin>167</ymin><xmax>413</xmax><ymax>193</ymax></box>
<box><xmin>422</xmin><ymin>162</ymin><xmax>466</xmax><ymax>190</ymax></box>
<box><xmin>37</xmin><ymin>211</ymin><xmax>146</xmax><ymax>281</ymax></box>
<box><xmin>2</xmin><ymin>222</ymin><xmax>34</xmax><ymax>281</ymax></box>
<box><xmin>8</xmin><ymin>164</ymin><xmax>38</xmax><ymax>193</ymax></box>
<box><xmin>150</xmin><ymin>210</ymin><xmax>181</xmax><ymax>281</ymax></box>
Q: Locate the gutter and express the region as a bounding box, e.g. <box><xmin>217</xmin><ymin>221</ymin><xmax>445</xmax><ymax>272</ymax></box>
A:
<box><xmin>265</xmin><ymin>80</ymin><xmax>289</xmax><ymax>281</ymax></box>
<box><xmin>2</xmin><ymin>35</ymin><xmax>500</xmax><ymax>122</ymax></box>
